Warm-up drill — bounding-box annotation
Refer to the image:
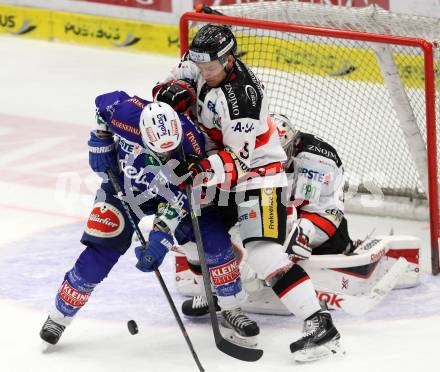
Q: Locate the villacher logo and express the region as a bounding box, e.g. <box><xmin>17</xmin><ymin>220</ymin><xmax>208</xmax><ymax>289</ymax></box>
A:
<box><xmin>85</xmin><ymin>202</ymin><xmax>125</xmax><ymax>238</ymax></box>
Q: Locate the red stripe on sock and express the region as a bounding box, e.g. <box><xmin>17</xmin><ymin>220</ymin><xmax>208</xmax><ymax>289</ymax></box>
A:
<box><xmin>278</xmin><ymin>276</ymin><xmax>309</xmax><ymax>299</ymax></box>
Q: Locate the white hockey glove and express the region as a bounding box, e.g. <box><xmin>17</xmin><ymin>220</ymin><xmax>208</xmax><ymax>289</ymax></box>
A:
<box><xmin>285</xmin><ymin>219</ymin><xmax>314</xmax><ymax>261</ymax></box>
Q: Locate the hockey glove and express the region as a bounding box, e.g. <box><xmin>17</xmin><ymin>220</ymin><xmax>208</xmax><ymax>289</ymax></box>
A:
<box><xmin>87</xmin><ymin>131</ymin><xmax>118</xmax><ymax>173</ymax></box>
<box><xmin>153</xmin><ymin>80</ymin><xmax>196</xmax><ymax>113</ymax></box>
<box><xmin>135</xmin><ymin>231</ymin><xmax>174</xmax><ymax>272</ymax></box>
<box><xmin>285</xmin><ymin>224</ymin><xmax>312</xmax><ymax>262</ymax></box>
<box><xmin>173</xmin><ymin>154</ymin><xmax>212</xmax><ymax>187</ymax></box>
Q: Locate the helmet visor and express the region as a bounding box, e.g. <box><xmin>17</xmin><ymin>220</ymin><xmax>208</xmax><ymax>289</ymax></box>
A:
<box><xmin>194</xmin><ymin>60</ymin><xmax>225</xmax><ymax>80</ymax></box>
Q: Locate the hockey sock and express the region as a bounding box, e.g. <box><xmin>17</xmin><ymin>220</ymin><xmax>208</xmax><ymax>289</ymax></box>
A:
<box><xmin>207</xmin><ymin>249</ymin><xmax>247</xmax><ymax>310</ymax></box>
<box><xmin>271</xmin><ymin>264</ymin><xmax>321</xmax><ymax>320</ymax></box>
<box><xmin>50</xmin><ymin>244</ymin><xmax>122</xmax><ymax>325</ymax></box>
<box><xmin>52</xmin><ymin>266</ymin><xmax>97</xmax><ymax>325</ymax></box>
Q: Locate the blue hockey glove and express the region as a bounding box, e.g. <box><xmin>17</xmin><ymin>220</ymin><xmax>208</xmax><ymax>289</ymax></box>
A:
<box><xmin>88</xmin><ymin>131</ymin><xmax>118</xmax><ymax>173</ymax></box>
<box><xmin>135</xmin><ymin>231</ymin><xmax>174</xmax><ymax>272</ymax></box>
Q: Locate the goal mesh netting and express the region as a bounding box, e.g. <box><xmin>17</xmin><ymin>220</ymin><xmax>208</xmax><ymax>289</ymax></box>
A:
<box><xmin>180</xmin><ymin>1</ymin><xmax>440</xmax><ymax>273</ymax></box>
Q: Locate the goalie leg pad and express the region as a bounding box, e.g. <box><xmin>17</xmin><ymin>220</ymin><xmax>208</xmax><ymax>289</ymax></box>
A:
<box><xmin>179</xmin><ymin>241</ymin><xmax>199</xmax><ymax>263</ymax></box>
<box><xmin>174</xmin><ymin>255</ymin><xmax>201</xmax><ymax>297</ymax></box>
<box><xmin>177</xmin><ymin>242</ymin><xmax>205</xmax><ymax>296</ymax></box>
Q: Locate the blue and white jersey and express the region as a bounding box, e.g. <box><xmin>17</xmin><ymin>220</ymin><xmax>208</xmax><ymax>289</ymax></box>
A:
<box><xmin>94</xmin><ymin>90</ymin><xmax>205</xmax><ymax>219</ymax></box>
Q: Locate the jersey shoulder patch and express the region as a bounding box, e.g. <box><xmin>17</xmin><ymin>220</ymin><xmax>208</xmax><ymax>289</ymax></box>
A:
<box><xmin>95</xmin><ymin>90</ymin><xmax>131</xmax><ymax>123</ymax></box>
<box><xmin>299</xmin><ymin>133</ymin><xmax>342</xmax><ymax>167</ymax></box>
<box><xmin>108</xmin><ymin>97</ymin><xmax>147</xmax><ymax>139</ymax></box>
<box><xmin>220</xmin><ymin>60</ymin><xmax>264</xmax><ymax>120</ymax></box>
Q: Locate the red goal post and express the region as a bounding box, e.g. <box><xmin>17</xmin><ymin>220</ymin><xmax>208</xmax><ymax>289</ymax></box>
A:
<box><xmin>179</xmin><ymin>10</ymin><xmax>440</xmax><ymax>275</ymax></box>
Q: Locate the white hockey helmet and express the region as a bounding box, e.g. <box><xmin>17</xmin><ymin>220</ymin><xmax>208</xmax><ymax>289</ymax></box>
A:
<box><xmin>270</xmin><ymin>113</ymin><xmax>298</xmax><ymax>159</ymax></box>
<box><xmin>271</xmin><ymin>113</ymin><xmax>297</xmax><ymax>147</ymax></box>
<box><xmin>139</xmin><ymin>102</ymin><xmax>183</xmax><ymax>154</ymax></box>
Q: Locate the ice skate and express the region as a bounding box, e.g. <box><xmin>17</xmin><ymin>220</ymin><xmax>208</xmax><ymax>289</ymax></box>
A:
<box><xmin>290</xmin><ymin>311</ymin><xmax>345</xmax><ymax>362</ymax></box>
<box><xmin>40</xmin><ymin>316</ymin><xmax>66</xmax><ymax>351</ymax></box>
<box><xmin>221</xmin><ymin>308</ymin><xmax>260</xmax><ymax>348</ymax></box>
<box><xmin>181</xmin><ymin>295</ymin><xmax>220</xmax><ymax>317</ymax></box>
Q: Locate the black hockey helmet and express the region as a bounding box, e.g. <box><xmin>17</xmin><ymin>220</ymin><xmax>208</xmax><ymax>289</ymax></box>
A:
<box><xmin>189</xmin><ymin>24</ymin><xmax>237</xmax><ymax>65</ymax></box>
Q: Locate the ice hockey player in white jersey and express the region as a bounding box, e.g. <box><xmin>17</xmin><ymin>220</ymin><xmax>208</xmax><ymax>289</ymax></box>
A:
<box><xmin>178</xmin><ymin>113</ymin><xmax>354</xmax><ymax>297</ymax></box>
<box><xmin>153</xmin><ymin>23</ymin><xmax>344</xmax><ymax>362</ymax></box>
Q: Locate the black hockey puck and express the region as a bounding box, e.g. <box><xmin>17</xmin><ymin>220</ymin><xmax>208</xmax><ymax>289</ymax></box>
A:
<box><xmin>127</xmin><ymin>320</ymin><xmax>138</xmax><ymax>335</ymax></box>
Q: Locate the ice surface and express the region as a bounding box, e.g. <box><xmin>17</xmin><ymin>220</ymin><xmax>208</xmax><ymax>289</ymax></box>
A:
<box><xmin>0</xmin><ymin>36</ymin><xmax>439</xmax><ymax>372</ymax></box>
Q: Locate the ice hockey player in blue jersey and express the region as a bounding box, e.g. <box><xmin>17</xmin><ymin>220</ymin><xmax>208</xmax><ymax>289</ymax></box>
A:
<box><xmin>39</xmin><ymin>90</ymin><xmax>258</xmax><ymax>347</ymax></box>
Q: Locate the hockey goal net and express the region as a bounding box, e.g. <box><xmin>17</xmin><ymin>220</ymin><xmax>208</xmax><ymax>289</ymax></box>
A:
<box><xmin>179</xmin><ymin>2</ymin><xmax>440</xmax><ymax>274</ymax></box>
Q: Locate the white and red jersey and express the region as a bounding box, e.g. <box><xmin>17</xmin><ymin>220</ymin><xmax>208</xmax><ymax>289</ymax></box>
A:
<box><xmin>288</xmin><ymin>132</ymin><xmax>345</xmax><ymax>248</ymax></box>
<box><xmin>160</xmin><ymin>55</ymin><xmax>287</xmax><ymax>191</ymax></box>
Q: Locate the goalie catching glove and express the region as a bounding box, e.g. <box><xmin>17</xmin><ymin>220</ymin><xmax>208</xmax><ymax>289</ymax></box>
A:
<box><xmin>285</xmin><ymin>220</ymin><xmax>314</xmax><ymax>261</ymax></box>
<box><xmin>152</xmin><ymin>79</ymin><xmax>196</xmax><ymax>113</ymax></box>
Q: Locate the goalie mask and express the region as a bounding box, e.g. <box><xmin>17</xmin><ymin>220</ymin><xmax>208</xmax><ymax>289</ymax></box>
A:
<box><xmin>139</xmin><ymin>102</ymin><xmax>183</xmax><ymax>155</ymax></box>
<box><xmin>271</xmin><ymin>113</ymin><xmax>299</xmax><ymax>161</ymax></box>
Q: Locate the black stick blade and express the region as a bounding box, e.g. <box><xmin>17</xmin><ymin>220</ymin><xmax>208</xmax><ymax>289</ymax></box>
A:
<box><xmin>216</xmin><ymin>337</ymin><xmax>263</xmax><ymax>362</ymax></box>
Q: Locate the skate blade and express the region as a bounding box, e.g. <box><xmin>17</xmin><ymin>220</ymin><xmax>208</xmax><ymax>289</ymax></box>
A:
<box><xmin>183</xmin><ymin>307</ymin><xmax>221</xmax><ymax>319</ymax></box>
<box><xmin>183</xmin><ymin>310</ymin><xmax>221</xmax><ymax>320</ymax></box>
<box><xmin>183</xmin><ymin>313</ymin><xmax>210</xmax><ymax>319</ymax></box>
<box><xmin>293</xmin><ymin>338</ymin><xmax>345</xmax><ymax>363</ymax></box>
<box><xmin>220</xmin><ymin>324</ymin><xmax>259</xmax><ymax>348</ymax></box>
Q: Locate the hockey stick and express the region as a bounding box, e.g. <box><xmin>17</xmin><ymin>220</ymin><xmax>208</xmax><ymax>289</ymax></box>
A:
<box><xmin>179</xmin><ymin>149</ymin><xmax>263</xmax><ymax>362</ymax></box>
<box><xmin>315</xmin><ymin>257</ymin><xmax>409</xmax><ymax>315</ymax></box>
<box><xmin>194</xmin><ymin>3</ymin><xmax>224</xmax><ymax>15</ymax></box>
<box><xmin>107</xmin><ymin>170</ymin><xmax>205</xmax><ymax>372</ymax></box>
